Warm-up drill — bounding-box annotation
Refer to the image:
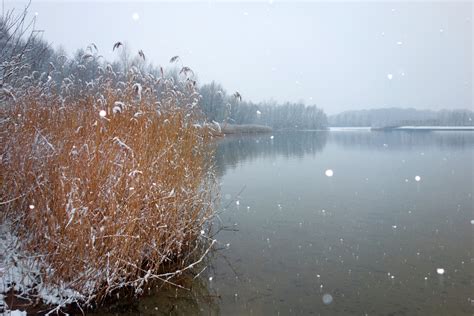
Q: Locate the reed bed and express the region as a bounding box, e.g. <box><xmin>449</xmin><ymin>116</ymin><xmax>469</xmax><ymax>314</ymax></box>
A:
<box><xmin>0</xmin><ymin>59</ymin><xmax>218</xmax><ymax>309</ymax></box>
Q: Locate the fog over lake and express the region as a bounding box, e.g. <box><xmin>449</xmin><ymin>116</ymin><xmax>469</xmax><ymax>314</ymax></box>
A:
<box><xmin>5</xmin><ymin>0</ymin><xmax>472</xmax><ymax>113</ymax></box>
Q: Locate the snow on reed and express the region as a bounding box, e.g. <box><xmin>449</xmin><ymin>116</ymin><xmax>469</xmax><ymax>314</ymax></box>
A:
<box><xmin>0</xmin><ymin>47</ymin><xmax>219</xmax><ymax>312</ymax></box>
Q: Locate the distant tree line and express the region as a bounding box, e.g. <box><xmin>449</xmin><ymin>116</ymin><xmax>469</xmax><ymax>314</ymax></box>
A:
<box><xmin>328</xmin><ymin>108</ymin><xmax>474</xmax><ymax>127</ymax></box>
<box><xmin>199</xmin><ymin>81</ymin><xmax>328</xmax><ymax>130</ymax></box>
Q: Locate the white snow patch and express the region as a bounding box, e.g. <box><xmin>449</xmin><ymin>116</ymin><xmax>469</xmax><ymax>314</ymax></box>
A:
<box><xmin>398</xmin><ymin>126</ymin><xmax>474</xmax><ymax>130</ymax></box>
<box><xmin>0</xmin><ymin>222</ymin><xmax>85</xmax><ymax>313</ymax></box>
<box><xmin>329</xmin><ymin>127</ymin><xmax>371</xmax><ymax>132</ymax></box>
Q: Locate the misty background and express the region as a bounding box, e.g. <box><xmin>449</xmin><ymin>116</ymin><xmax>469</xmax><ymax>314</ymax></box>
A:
<box><xmin>4</xmin><ymin>0</ymin><xmax>472</xmax><ymax>115</ymax></box>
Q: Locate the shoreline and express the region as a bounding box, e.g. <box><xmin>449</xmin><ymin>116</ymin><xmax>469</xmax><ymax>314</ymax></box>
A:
<box><xmin>328</xmin><ymin>126</ymin><xmax>474</xmax><ymax>132</ymax></box>
<box><xmin>371</xmin><ymin>126</ymin><xmax>474</xmax><ymax>132</ymax></box>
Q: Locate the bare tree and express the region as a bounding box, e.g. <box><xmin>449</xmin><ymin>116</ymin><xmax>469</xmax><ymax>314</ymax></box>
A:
<box><xmin>0</xmin><ymin>1</ymin><xmax>51</xmax><ymax>102</ymax></box>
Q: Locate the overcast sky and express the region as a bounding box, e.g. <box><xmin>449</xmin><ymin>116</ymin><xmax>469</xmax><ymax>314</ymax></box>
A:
<box><xmin>4</xmin><ymin>0</ymin><xmax>473</xmax><ymax>114</ymax></box>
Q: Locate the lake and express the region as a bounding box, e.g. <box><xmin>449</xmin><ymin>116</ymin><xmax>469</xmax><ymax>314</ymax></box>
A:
<box><xmin>97</xmin><ymin>130</ymin><xmax>474</xmax><ymax>315</ymax></box>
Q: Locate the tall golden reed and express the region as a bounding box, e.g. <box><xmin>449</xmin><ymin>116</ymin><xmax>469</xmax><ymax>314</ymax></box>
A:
<box><xmin>0</xmin><ymin>68</ymin><xmax>217</xmax><ymax>305</ymax></box>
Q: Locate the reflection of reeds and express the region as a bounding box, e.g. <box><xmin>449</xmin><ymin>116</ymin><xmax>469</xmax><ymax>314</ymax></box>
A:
<box><xmin>88</xmin><ymin>266</ymin><xmax>220</xmax><ymax>315</ymax></box>
<box><xmin>1</xmin><ymin>64</ymin><xmax>217</xmax><ymax>306</ymax></box>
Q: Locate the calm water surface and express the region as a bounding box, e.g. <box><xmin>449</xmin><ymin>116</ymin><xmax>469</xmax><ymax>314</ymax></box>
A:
<box><xmin>100</xmin><ymin>131</ymin><xmax>474</xmax><ymax>315</ymax></box>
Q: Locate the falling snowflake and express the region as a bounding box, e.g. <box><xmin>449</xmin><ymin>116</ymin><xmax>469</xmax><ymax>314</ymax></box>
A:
<box><xmin>322</xmin><ymin>294</ymin><xmax>333</xmax><ymax>305</ymax></box>
<box><xmin>99</xmin><ymin>110</ymin><xmax>107</xmax><ymax>117</ymax></box>
<box><xmin>325</xmin><ymin>169</ymin><xmax>334</xmax><ymax>177</ymax></box>
<box><xmin>415</xmin><ymin>175</ymin><xmax>421</xmax><ymax>182</ymax></box>
<box><xmin>387</xmin><ymin>74</ymin><xmax>393</xmax><ymax>80</ymax></box>
<box><xmin>436</xmin><ymin>268</ymin><xmax>445</xmax><ymax>275</ymax></box>
<box><xmin>132</xmin><ymin>12</ymin><xmax>140</xmax><ymax>21</ymax></box>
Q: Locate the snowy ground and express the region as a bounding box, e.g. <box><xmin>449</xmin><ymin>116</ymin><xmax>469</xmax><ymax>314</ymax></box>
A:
<box><xmin>4</xmin><ymin>310</ymin><xmax>27</xmax><ymax>316</ymax></box>
<box><xmin>329</xmin><ymin>127</ymin><xmax>372</xmax><ymax>131</ymax></box>
<box><xmin>397</xmin><ymin>126</ymin><xmax>474</xmax><ymax>130</ymax></box>
<box><xmin>0</xmin><ymin>222</ymin><xmax>83</xmax><ymax>315</ymax></box>
<box><xmin>329</xmin><ymin>126</ymin><xmax>474</xmax><ymax>131</ymax></box>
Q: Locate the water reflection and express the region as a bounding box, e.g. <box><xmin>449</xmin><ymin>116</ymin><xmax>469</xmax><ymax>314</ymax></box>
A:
<box><xmin>92</xmin><ymin>272</ymin><xmax>219</xmax><ymax>315</ymax></box>
<box><xmin>215</xmin><ymin>131</ymin><xmax>474</xmax><ymax>176</ymax></box>
<box><xmin>214</xmin><ymin>131</ymin><xmax>328</xmax><ymax>176</ymax></box>
<box><xmin>330</xmin><ymin>131</ymin><xmax>474</xmax><ymax>151</ymax></box>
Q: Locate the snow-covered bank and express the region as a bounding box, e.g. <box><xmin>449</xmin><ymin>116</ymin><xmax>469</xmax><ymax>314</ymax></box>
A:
<box><xmin>0</xmin><ymin>223</ymin><xmax>83</xmax><ymax>315</ymax></box>
<box><xmin>329</xmin><ymin>126</ymin><xmax>474</xmax><ymax>132</ymax></box>
<box><xmin>0</xmin><ymin>222</ymin><xmax>84</xmax><ymax>315</ymax></box>
<box><xmin>329</xmin><ymin>127</ymin><xmax>372</xmax><ymax>132</ymax></box>
<box><xmin>396</xmin><ymin>126</ymin><xmax>474</xmax><ymax>131</ymax></box>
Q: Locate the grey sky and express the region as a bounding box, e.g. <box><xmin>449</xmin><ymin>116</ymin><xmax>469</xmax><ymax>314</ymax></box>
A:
<box><xmin>4</xmin><ymin>0</ymin><xmax>473</xmax><ymax>114</ymax></box>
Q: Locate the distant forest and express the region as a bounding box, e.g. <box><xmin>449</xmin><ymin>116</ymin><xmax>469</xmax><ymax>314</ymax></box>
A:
<box><xmin>200</xmin><ymin>81</ymin><xmax>327</xmax><ymax>130</ymax></box>
<box><xmin>328</xmin><ymin>108</ymin><xmax>474</xmax><ymax>127</ymax></box>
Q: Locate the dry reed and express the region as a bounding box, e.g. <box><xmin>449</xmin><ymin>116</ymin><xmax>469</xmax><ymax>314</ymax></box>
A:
<box><xmin>0</xmin><ymin>61</ymin><xmax>218</xmax><ymax>307</ymax></box>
